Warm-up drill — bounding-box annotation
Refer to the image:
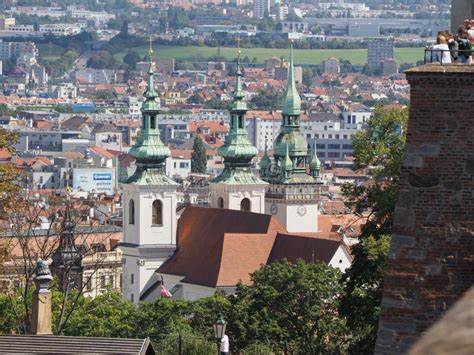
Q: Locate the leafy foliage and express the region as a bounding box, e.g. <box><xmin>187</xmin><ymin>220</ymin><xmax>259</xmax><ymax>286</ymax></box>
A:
<box><xmin>87</xmin><ymin>50</ymin><xmax>117</xmax><ymax>69</ymax></box>
<box><xmin>340</xmin><ymin>106</ymin><xmax>408</xmax><ymax>353</ymax></box>
<box><xmin>250</xmin><ymin>89</ymin><xmax>283</xmax><ymax>110</ymax></box>
<box><xmin>191</xmin><ymin>136</ymin><xmax>207</xmax><ymax>174</ymax></box>
<box><xmin>230</xmin><ymin>260</ymin><xmax>350</xmax><ymax>354</ymax></box>
<box><xmin>340</xmin><ymin>235</ymin><xmax>390</xmax><ymax>354</ymax></box>
<box><xmin>342</xmin><ymin>106</ymin><xmax>408</xmax><ymax>236</ymax></box>
<box><xmin>123</xmin><ymin>50</ymin><xmax>141</xmax><ymax>69</ymax></box>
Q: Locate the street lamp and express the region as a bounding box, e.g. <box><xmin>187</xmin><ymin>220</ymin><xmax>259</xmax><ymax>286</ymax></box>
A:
<box><xmin>213</xmin><ymin>314</ymin><xmax>227</xmax><ymax>340</ymax></box>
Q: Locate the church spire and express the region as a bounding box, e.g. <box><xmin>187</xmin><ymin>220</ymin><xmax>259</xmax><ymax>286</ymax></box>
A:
<box><xmin>212</xmin><ymin>40</ymin><xmax>264</xmax><ymax>185</ymax></box>
<box><xmin>143</xmin><ymin>37</ymin><xmax>159</xmax><ymax>106</ymax></box>
<box><xmin>282</xmin><ymin>42</ymin><xmax>301</xmax><ymax>117</ymax></box>
<box><xmin>127</xmin><ymin>41</ymin><xmax>176</xmax><ymax>186</ymax></box>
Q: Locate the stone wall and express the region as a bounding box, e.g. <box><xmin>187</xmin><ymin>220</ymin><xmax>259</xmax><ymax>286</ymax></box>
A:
<box><xmin>375</xmin><ymin>64</ymin><xmax>474</xmax><ymax>354</ymax></box>
<box><xmin>451</xmin><ymin>0</ymin><xmax>474</xmax><ymax>32</ymax></box>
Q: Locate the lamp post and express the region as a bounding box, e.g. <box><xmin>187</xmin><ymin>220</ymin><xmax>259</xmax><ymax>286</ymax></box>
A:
<box><xmin>213</xmin><ymin>314</ymin><xmax>227</xmax><ymax>354</ymax></box>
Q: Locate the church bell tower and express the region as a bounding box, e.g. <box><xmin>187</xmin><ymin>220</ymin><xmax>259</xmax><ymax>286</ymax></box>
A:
<box><xmin>209</xmin><ymin>44</ymin><xmax>267</xmax><ymax>213</ymax></box>
<box><xmin>262</xmin><ymin>44</ymin><xmax>321</xmax><ymax>233</ymax></box>
<box><xmin>120</xmin><ymin>44</ymin><xmax>178</xmax><ymax>303</ymax></box>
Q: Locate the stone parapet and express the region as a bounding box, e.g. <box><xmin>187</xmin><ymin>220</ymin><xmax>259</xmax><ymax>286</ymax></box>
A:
<box><xmin>375</xmin><ymin>64</ymin><xmax>474</xmax><ymax>353</ymax></box>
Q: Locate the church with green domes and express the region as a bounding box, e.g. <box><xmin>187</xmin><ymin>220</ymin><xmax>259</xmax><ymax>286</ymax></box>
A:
<box><xmin>260</xmin><ymin>44</ymin><xmax>322</xmax><ymax>233</ymax></box>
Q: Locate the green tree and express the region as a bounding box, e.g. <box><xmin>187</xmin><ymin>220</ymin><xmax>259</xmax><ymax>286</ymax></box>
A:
<box><xmin>123</xmin><ymin>50</ymin><xmax>141</xmax><ymax>69</ymax></box>
<box><xmin>340</xmin><ymin>106</ymin><xmax>408</xmax><ymax>353</ymax></box>
<box><xmin>340</xmin><ymin>235</ymin><xmax>390</xmax><ymax>354</ymax></box>
<box><xmin>342</xmin><ymin>106</ymin><xmax>408</xmax><ymax>236</ymax></box>
<box><xmin>231</xmin><ymin>260</ymin><xmax>350</xmax><ymax>353</ymax></box>
<box><xmin>186</xmin><ymin>93</ymin><xmax>204</xmax><ymax>105</ymax></box>
<box><xmin>87</xmin><ymin>50</ymin><xmax>117</xmax><ymax>69</ymax></box>
<box><xmin>203</xmin><ymin>97</ymin><xmax>227</xmax><ymax>110</ymax></box>
<box><xmin>250</xmin><ymin>89</ymin><xmax>283</xmax><ymax>110</ymax></box>
<box><xmin>191</xmin><ymin>136</ymin><xmax>207</xmax><ymax>174</ymax></box>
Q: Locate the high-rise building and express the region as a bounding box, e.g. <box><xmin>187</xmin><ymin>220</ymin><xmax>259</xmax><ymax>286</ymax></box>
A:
<box><xmin>209</xmin><ymin>50</ymin><xmax>267</xmax><ymax>214</ymax></box>
<box><xmin>120</xmin><ymin>47</ymin><xmax>179</xmax><ymax>303</ymax></box>
<box><xmin>253</xmin><ymin>0</ymin><xmax>271</xmax><ymax>19</ymax></box>
<box><xmin>367</xmin><ymin>37</ymin><xmax>394</xmax><ymax>67</ymax></box>
<box><xmin>260</xmin><ymin>45</ymin><xmax>321</xmax><ymax>233</ymax></box>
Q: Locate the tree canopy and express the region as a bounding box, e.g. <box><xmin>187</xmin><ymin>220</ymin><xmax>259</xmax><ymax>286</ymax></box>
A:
<box><xmin>340</xmin><ymin>106</ymin><xmax>408</xmax><ymax>353</ymax></box>
<box><xmin>191</xmin><ymin>136</ymin><xmax>207</xmax><ymax>174</ymax></box>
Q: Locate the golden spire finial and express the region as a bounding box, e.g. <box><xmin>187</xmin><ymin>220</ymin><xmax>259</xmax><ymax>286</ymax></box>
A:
<box><xmin>148</xmin><ymin>36</ymin><xmax>154</xmax><ymax>58</ymax></box>
<box><xmin>236</xmin><ymin>36</ymin><xmax>241</xmax><ymax>61</ymax></box>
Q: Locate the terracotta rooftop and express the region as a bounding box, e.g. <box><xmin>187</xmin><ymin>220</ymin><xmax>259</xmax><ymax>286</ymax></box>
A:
<box><xmin>158</xmin><ymin>206</ymin><xmax>351</xmax><ymax>288</ymax></box>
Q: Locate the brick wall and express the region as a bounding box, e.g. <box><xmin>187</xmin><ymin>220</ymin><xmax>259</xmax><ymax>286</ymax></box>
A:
<box><xmin>375</xmin><ymin>64</ymin><xmax>474</xmax><ymax>354</ymax></box>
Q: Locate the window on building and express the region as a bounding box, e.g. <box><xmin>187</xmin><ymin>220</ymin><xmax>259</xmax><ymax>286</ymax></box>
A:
<box><xmin>335</xmin><ymin>134</ymin><xmax>340</xmax><ymax>139</ymax></box>
<box><xmin>240</xmin><ymin>198</ymin><xmax>251</xmax><ymax>212</ymax></box>
<box><xmin>100</xmin><ymin>275</ymin><xmax>106</xmax><ymax>288</ymax></box>
<box><xmin>129</xmin><ymin>199</ymin><xmax>135</xmax><ymax>225</ymax></box>
<box><xmin>316</xmin><ymin>144</ymin><xmax>326</xmax><ymax>150</ymax></box>
<box><xmin>152</xmin><ymin>200</ymin><xmax>163</xmax><ymax>225</ymax></box>
<box><xmin>218</xmin><ymin>197</ymin><xmax>224</xmax><ymax>208</ymax></box>
<box><xmin>343</xmin><ymin>144</ymin><xmax>353</xmax><ymax>150</ymax></box>
<box><xmin>130</xmin><ymin>273</ymin><xmax>134</xmax><ymax>284</ymax></box>
<box><xmin>109</xmin><ymin>275</ymin><xmax>114</xmax><ymax>286</ymax></box>
<box><xmin>328</xmin><ymin>144</ymin><xmax>340</xmax><ymax>149</ymax></box>
<box><xmin>85</xmin><ymin>278</ymin><xmax>91</xmax><ymax>291</ymax></box>
<box><xmin>328</xmin><ymin>134</ymin><xmax>332</xmax><ymax>139</ymax></box>
<box><xmin>150</xmin><ymin>114</ymin><xmax>156</xmax><ymax>129</ymax></box>
<box><xmin>120</xmin><ymin>274</ymin><xmax>123</xmax><ymax>289</ymax></box>
<box><xmin>343</xmin><ymin>134</ymin><xmax>348</xmax><ymax>139</ymax></box>
<box><xmin>179</xmin><ymin>162</ymin><xmax>187</xmax><ymax>168</ymax></box>
<box><xmin>328</xmin><ymin>152</ymin><xmax>340</xmax><ymax>158</ymax></box>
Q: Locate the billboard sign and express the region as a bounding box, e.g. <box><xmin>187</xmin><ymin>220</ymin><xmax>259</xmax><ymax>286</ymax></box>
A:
<box><xmin>72</xmin><ymin>168</ymin><xmax>115</xmax><ymax>195</ymax></box>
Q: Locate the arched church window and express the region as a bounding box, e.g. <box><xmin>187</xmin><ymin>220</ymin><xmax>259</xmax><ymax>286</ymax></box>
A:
<box><xmin>150</xmin><ymin>114</ymin><xmax>156</xmax><ymax>129</ymax></box>
<box><xmin>238</xmin><ymin>114</ymin><xmax>244</xmax><ymax>129</ymax></box>
<box><xmin>218</xmin><ymin>197</ymin><xmax>224</xmax><ymax>208</ymax></box>
<box><xmin>240</xmin><ymin>198</ymin><xmax>251</xmax><ymax>212</ymax></box>
<box><xmin>152</xmin><ymin>200</ymin><xmax>163</xmax><ymax>225</ymax></box>
<box><xmin>129</xmin><ymin>199</ymin><xmax>135</xmax><ymax>225</ymax></box>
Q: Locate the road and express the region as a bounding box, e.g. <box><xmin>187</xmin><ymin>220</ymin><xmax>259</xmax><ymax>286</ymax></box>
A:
<box><xmin>61</xmin><ymin>50</ymin><xmax>97</xmax><ymax>80</ymax></box>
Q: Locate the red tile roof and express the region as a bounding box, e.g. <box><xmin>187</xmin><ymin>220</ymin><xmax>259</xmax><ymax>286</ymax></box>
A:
<box><xmin>188</xmin><ymin>120</ymin><xmax>228</xmax><ymax>134</ymax></box>
<box><xmin>158</xmin><ymin>206</ymin><xmax>350</xmax><ymax>287</ymax></box>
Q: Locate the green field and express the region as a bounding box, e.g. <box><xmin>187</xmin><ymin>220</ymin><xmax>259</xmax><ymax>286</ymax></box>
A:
<box><xmin>115</xmin><ymin>45</ymin><xmax>424</xmax><ymax>65</ymax></box>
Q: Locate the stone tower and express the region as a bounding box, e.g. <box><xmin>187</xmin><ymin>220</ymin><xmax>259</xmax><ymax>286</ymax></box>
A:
<box><xmin>375</xmin><ymin>64</ymin><xmax>474</xmax><ymax>353</ymax></box>
<box><xmin>209</xmin><ymin>47</ymin><xmax>267</xmax><ymax>213</ymax></box>
<box><xmin>120</xmin><ymin>46</ymin><xmax>178</xmax><ymax>303</ymax></box>
<box><xmin>261</xmin><ymin>44</ymin><xmax>320</xmax><ymax>233</ymax></box>
<box><xmin>451</xmin><ymin>0</ymin><xmax>474</xmax><ymax>32</ymax></box>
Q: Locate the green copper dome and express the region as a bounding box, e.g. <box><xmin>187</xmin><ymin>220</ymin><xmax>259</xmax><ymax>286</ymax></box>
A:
<box><xmin>310</xmin><ymin>150</ymin><xmax>320</xmax><ymax>169</ymax></box>
<box><xmin>126</xmin><ymin>49</ymin><xmax>177</xmax><ymax>186</ymax></box>
<box><xmin>282</xmin><ymin>145</ymin><xmax>293</xmax><ymax>171</ymax></box>
<box><xmin>260</xmin><ymin>145</ymin><xmax>271</xmax><ymax>171</ymax></box>
<box><xmin>268</xmin><ymin>44</ymin><xmax>315</xmax><ymax>185</ymax></box>
<box><xmin>281</xmin><ymin>44</ymin><xmax>301</xmax><ymax>116</ymax></box>
<box><xmin>274</xmin><ymin>131</ymin><xmax>308</xmax><ymax>158</ymax></box>
<box><xmin>213</xmin><ymin>53</ymin><xmax>265</xmax><ymax>186</ymax></box>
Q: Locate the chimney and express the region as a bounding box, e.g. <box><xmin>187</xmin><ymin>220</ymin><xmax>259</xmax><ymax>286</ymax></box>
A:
<box><xmin>31</xmin><ymin>259</ymin><xmax>53</xmax><ymax>335</ymax></box>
